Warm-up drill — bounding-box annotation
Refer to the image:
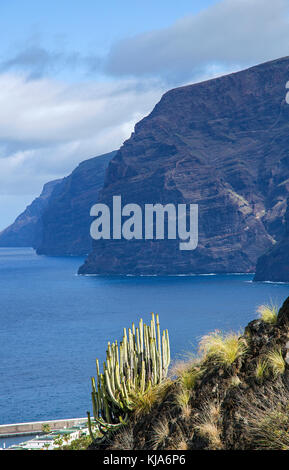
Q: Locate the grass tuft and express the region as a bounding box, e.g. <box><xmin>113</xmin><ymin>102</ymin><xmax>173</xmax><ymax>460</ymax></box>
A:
<box><xmin>266</xmin><ymin>348</ymin><xmax>285</xmax><ymax>377</ymax></box>
<box><xmin>229</xmin><ymin>375</ymin><xmax>241</xmax><ymax>387</ymax></box>
<box><xmin>131</xmin><ymin>380</ymin><xmax>172</xmax><ymax>417</ymax></box>
<box><xmin>240</xmin><ymin>383</ymin><xmax>289</xmax><ymax>450</ymax></box>
<box><xmin>198</xmin><ymin>330</ymin><xmax>247</xmax><ymax>366</ymax></box>
<box><xmin>110</xmin><ymin>428</ymin><xmax>134</xmax><ymax>450</ymax></box>
<box><xmin>151</xmin><ymin>418</ymin><xmax>170</xmax><ymax>450</ymax></box>
<box><xmin>195</xmin><ymin>401</ymin><xmax>223</xmax><ymax>449</ymax></box>
<box><xmin>255</xmin><ymin>359</ymin><xmax>269</xmax><ymax>383</ymax></box>
<box><xmin>257</xmin><ymin>303</ymin><xmax>278</xmax><ymax>324</ymax></box>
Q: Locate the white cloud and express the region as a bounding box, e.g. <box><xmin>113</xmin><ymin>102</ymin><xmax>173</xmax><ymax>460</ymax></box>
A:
<box><xmin>2</xmin><ymin>0</ymin><xmax>289</xmax><ymax>228</ymax></box>
<box><xmin>0</xmin><ymin>73</ymin><xmax>167</xmax><ymax>200</ymax></box>
<box><xmin>105</xmin><ymin>0</ymin><xmax>289</xmax><ymax>80</ymax></box>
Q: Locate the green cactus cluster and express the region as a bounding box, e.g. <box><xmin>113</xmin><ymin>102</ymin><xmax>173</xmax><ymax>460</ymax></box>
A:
<box><xmin>89</xmin><ymin>313</ymin><xmax>170</xmax><ymax>433</ymax></box>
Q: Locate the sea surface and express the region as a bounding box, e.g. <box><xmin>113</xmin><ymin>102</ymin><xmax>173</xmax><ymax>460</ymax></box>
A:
<box><xmin>0</xmin><ymin>247</ymin><xmax>288</xmax><ymax>426</ymax></box>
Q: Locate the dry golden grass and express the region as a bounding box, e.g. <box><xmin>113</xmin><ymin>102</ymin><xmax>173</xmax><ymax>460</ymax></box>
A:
<box><xmin>266</xmin><ymin>348</ymin><xmax>285</xmax><ymax>377</ymax></box>
<box><xmin>194</xmin><ymin>401</ymin><xmax>223</xmax><ymax>449</ymax></box>
<box><xmin>170</xmin><ymin>358</ymin><xmax>204</xmax><ymax>419</ymax></box>
<box><xmin>169</xmin><ymin>438</ymin><xmax>189</xmax><ymax>450</ymax></box>
<box><xmin>239</xmin><ymin>382</ymin><xmax>289</xmax><ymax>450</ymax></box>
<box><xmin>198</xmin><ymin>330</ymin><xmax>247</xmax><ymax>366</ymax></box>
<box><xmin>110</xmin><ymin>428</ymin><xmax>134</xmax><ymax>450</ymax></box>
<box><xmin>174</xmin><ymin>387</ymin><xmax>191</xmax><ymax>420</ymax></box>
<box><xmin>131</xmin><ymin>379</ymin><xmax>172</xmax><ymax>417</ymax></box>
<box><xmin>255</xmin><ymin>358</ymin><xmax>269</xmax><ymax>383</ymax></box>
<box><xmin>151</xmin><ymin>418</ymin><xmax>170</xmax><ymax>450</ymax></box>
<box><xmin>229</xmin><ymin>375</ymin><xmax>241</xmax><ymax>387</ymax></box>
<box><xmin>257</xmin><ymin>303</ymin><xmax>278</xmax><ymax>325</ymax></box>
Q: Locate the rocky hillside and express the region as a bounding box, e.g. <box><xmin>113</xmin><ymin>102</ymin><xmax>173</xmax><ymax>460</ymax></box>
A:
<box><xmin>89</xmin><ymin>297</ymin><xmax>289</xmax><ymax>451</ymax></box>
<box><xmin>79</xmin><ymin>56</ymin><xmax>289</xmax><ymax>276</ymax></box>
<box><xmin>254</xmin><ymin>197</ymin><xmax>289</xmax><ymax>282</ymax></box>
<box><xmin>0</xmin><ymin>151</ymin><xmax>116</xmax><ymax>255</ymax></box>
<box><xmin>0</xmin><ymin>179</ymin><xmax>62</xmax><ymax>248</ymax></box>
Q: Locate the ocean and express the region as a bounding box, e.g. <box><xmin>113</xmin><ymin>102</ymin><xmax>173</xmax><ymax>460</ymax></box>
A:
<box><xmin>0</xmin><ymin>247</ymin><xmax>288</xmax><ymax>426</ymax></box>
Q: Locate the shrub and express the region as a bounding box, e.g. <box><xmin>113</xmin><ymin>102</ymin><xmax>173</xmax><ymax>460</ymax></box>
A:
<box><xmin>62</xmin><ymin>435</ymin><xmax>93</xmax><ymax>450</ymax></box>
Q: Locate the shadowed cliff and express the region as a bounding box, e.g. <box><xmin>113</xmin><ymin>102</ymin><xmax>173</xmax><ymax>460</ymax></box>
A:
<box><xmin>0</xmin><ymin>151</ymin><xmax>116</xmax><ymax>255</ymax></box>
<box><xmin>79</xmin><ymin>57</ymin><xmax>289</xmax><ymax>275</ymax></box>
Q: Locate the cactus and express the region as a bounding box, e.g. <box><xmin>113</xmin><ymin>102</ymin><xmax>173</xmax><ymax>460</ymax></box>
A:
<box><xmin>89</xmin><ymin>313</ymin><xmax>170</xmax><ymax>430</ymax></box>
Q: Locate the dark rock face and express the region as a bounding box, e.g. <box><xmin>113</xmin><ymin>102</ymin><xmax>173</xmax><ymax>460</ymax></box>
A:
<box><xmin>0</xmin><ymin>151</ymin><xmax>116</xmax><ymax>255</ymax></box>
<box><xmin>36</xmin><ymin>151</ymin><xmax>116</xmax><ymax>255</ymax></box>
<box><xmin>254</xmin><ymin>197</ymin><xmax>289</xmax><ymax>282</ymax></box>
<box><xmin>79</xmin><ymin>57</ymin><xmax>289</xmax><ymax>275</ymax></box>
<box><xmin>277</xmin><ymin>296</ymin><xmax>289</xmax><ymax>326</ymax></box>
<box><xmin>0</xmin><ymin>179</ymin><xmax>62</xmax><ymax>248</ymax></box>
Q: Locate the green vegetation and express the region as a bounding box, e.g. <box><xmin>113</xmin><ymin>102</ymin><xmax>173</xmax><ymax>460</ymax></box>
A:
<box><xmin>41</xmin><ymin>423</ymin><xmax>51</xmax><ymax>434</ymax></box>
<box><xmin>61</xmin><ymin>435</ymin><xmax>93</xmax><ymax>450</ymax></box>
<box><xmin>255</xmin><ymin>359</ymin><xmax>269</xmax><ymax>383</ymax></box>
<box><xmin>131</xmin><ymin>379</ymin><xmax>172</xmax><ymax>417</ymax></box>
<box><xmin>89</xmin><ymin>313</ymin><xmax>170</xmax><ymax>436</ymax></box>
<box><xmin>170</xmin><ymin>360</ymin><xmax>203</xmax><ymax>419</ymax></box>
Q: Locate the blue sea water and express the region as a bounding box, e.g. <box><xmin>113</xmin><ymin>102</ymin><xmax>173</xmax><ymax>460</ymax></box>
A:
<box><xmin>0</xmin><ymin>247</ymin><xmax>288</xmax><ymax>426</ymax></box>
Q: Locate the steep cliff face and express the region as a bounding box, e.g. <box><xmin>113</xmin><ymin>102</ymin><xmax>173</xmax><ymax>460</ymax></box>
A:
<box><xmin>0</xmin><ymin>151</ymin><xmax>115</xmax><ymax>255</ymax></box>
<box><xmin>0</xmin><ymin>179</ymin><xmax>62</xmax><ymax>248</ymax></box>
<box><xmin>254</xmin><ymin>197</ymin><xmax>289</xmax><ymax>282</ymax></box>
<box><xmin>36</xmin><ymin>151</ymin><xmax>116</xmax><ymax>255</ymax></box>
<box><xmin>79</xmin><ymin>57</ymin><xmax>289</xmax><ymax>275</ymax></box>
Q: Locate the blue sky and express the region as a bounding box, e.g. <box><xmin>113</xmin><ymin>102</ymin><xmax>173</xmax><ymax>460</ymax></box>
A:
<box><xmin>1</xmin><ymin>1</ymin><xmax>218</xmax><ymax>56</ymax></box>
<box><xmin>0</xmin><ymin>0</ymin><xmax>218</xmax><ymax>82</ymax></box>
<box><xmin>0</xmin><ymin>0</ymin><xmax>289</xmax><ymax>229</ymax></box>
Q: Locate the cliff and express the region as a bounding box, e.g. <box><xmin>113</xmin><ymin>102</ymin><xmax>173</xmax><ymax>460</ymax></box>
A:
<box><xmin>79</xmin><ymin>57</ymin><xmax>289</xmax><ymax>275</ymax></box>
<box><xmin>36</xmin><ymin>151</ymin><xmax>116</xmax><ymax>255</ymax></box>
<box><xmin>254</xmin><ymin>197</ymin><xmax>289</xmax><ymax>282</ymax></box>
<box><xmin>0</xmin><ymin>151</ymin><xmax>116</xmax><ymax>255</ymax></box>
<box><xmin>0</xmin><ymin>179</ymin><xmax>62</xmax><ymax>248</ymax></box>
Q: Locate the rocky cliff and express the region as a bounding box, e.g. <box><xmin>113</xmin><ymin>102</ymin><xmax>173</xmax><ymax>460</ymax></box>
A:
<box><xmin>79</xmin><ymin>57</ymin><xmax>289</xmax><ymax>275</ymax></box>
<box><xmin>254</xmin><ymin>197</ymin><xmax>289</xmax><ymax>282</ymax></box>
<box><xmin>0</xmin><ymin>179</ymin><xmax>62</xmax><ymax>248</ymax></box>
<box><xmin>36</xmin><ymin>151</ymin><xmax>116</xmax><ymax>255</ymax></box>
<box><xmin>0</xmin><ymin>151</ymin><xmax>116</xmax><ymax>255</ymax></box>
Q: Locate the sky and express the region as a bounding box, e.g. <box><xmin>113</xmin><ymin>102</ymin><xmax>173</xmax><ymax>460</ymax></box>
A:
<box><xmin>0</xmin><ymin>0</ymin><xmax>289</xmax><ymax>229</ymax></box>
